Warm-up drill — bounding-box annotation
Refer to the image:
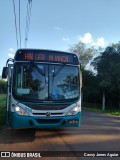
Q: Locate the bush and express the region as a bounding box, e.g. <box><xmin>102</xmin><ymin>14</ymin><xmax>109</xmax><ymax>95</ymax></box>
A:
<box><xmin>0</xmin><ymin>80</ymin><xmax>7</xmax><ymax>94</ymax></box>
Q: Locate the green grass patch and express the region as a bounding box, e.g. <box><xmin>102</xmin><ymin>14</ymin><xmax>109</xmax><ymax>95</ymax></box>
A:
<box><xmin>106</xmin><ymin>110</ymin><xmax>120</xmax><ymax>116</ymax></box>
<box><xmin>0</xmin><ymin>94</ymin><xmax>6</xmax><ymax>127</ymax></box>
<box><xmin>83</xmin><ymin>106</ymin><xmax>120</xmax><ymax>116</ymax></box>
<box><xmin>0</xmin><ymin>94</ymin><xmax>6</xmax><ymax>108</ymax></box>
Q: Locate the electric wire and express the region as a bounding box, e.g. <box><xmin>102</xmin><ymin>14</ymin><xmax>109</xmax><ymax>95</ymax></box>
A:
<box><xmin>25</xmin><ymin>0</ymin><xmax>32</xmax><ymax>47</ymax></box>
<box><xmin>25</xmin><ymin>2</ymin><xmax>29</xmax><ymax>47</ymax></box>
<box><xmin>12</xmin><ymin>0</ymin><xmax>32</xmax><ymax>48</ymax></box>
<box><xmin>26</xmin><ymin>0</ymin><xmax>32</xmax><ymax>47</ymax></box>
<box><xmin>12</xmin><ymin>0</ymin><xmax>19</xmax><ymax>49</ymax></box>
<box><xmin>19</xmin><ymin>0</ymin><xmax>21</xmax><ymax>48</ymax></box>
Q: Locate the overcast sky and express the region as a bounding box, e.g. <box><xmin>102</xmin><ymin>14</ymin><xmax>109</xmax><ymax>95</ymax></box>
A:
<box><xmin>0</xmin><ymin>0</ymin><xmax>120</xmax><ymax>75</ymax></box>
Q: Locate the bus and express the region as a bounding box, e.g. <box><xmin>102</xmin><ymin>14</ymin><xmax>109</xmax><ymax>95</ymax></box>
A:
<box><xmin>2</xmin><ymin>49</ymin><xmax>81</xmax><ymax>129</ymax></box>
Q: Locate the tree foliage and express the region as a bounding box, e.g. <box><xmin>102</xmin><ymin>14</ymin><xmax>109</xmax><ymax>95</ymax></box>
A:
<box><xmin>92</xmin><ymin>43</ymin><xmax>120</xmax><ymax>109</ymax></box>
<box><xmin>69</xmin><ymin>42</ymin><xmax>96</xmax><ymax>68</ymax></box>
<box><xmin>82</xmin><ymin>69</ymin><xmax>100</xmax><ymax>104</ymax></box>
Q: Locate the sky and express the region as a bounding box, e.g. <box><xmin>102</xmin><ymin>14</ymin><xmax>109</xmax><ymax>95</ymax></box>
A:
<box><xmin>0</xmin><ymin>0</ymin><xmax>120</xmax><ymax>76</ymax></box>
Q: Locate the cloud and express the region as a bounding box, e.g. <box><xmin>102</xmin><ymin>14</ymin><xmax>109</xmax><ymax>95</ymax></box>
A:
<box><xmin>62</xmin><ymin>37</ymin><xmax>70</xmax><ymax>43</ymax></box>
<box><xmin>95</xmin><ymin>37</ymin><xmax>107</xmax><ymax>48</ymax></box>
<box><xmin>78</xmin><ymin>33</ymin><xmax>93</xmax><ymax>44</ymax></box>
<box><xmin>8</xmin><ymin>48</ymin><xmax>14</xmax><ymax>58</ymax></box>
<box><xmin>78</xmin><ymin>33</ymin><xmax>107</xmax><ymax>48</ymax></box>
<box><xmin>54</xmin><ymin>26</ymin><xmax>63</xmax><ymax>31</ymax></box>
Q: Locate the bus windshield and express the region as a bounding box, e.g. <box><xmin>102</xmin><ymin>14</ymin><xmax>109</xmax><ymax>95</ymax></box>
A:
<box><xmin>12</xmin><ymin>62</ymin><xmax>80</xmax><ymax>101</ymax></box>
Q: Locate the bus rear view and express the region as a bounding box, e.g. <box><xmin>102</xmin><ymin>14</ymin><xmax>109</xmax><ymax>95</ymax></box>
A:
<box><xmin>2</xmin><ymin>49</ymin><xmax>81</xmax><ymax>129</ymax></box>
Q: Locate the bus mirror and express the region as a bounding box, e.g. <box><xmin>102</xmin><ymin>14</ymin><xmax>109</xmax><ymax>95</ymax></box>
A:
<box><xmin>2</xmin><ymin>67</ymin><xmax>8</xmax><ymax>79</ymax></box>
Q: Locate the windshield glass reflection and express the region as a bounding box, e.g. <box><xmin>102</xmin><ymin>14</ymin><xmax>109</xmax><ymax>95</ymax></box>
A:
<box><xmin>13</xmin><ymin>63</ymin><xmax>80</xmax><ymax>101</ymax></box>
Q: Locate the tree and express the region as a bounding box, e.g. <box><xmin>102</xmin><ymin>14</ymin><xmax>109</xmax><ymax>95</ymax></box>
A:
<box><xmin>69</xmin><ymin>42</ymin><xmax>96</xmax><ymax>68</ymax></box>
<box><xmin>92</xmin><ymin>44</ymin><xmax>120</xmax><ymax>110</ymax></box>
<box><xmin>69</xmin><ymin>42</ymin><xmax>98</xmax><ymax>106</ymax></box>
<box><xmin>82</xmin><ymin>69</ymin><xmax>100</xmax><ymax>105</ymax></box>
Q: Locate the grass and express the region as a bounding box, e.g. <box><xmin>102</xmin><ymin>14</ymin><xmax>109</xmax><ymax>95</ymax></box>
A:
<box><xmin>0</xmin><ymin>94</ymin><xmax>6</xmax><ymax>127</ymax></box>
<box><xmin>83</xmin><ymin>106</ymin><xmax>120</xmax><ymax>116</ymax></box>
<box><xmin>105</xmin><ymin>109</ymin><xmax>120</xmax><ymax>116</ymax></box>
<box><xmin>0</xmin><ymin>94</ymin><xmax>6</xmax><ymax>108</ymax></box>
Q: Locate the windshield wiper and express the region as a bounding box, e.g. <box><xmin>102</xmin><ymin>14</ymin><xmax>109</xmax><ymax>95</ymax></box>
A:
<box><xmin>30</xmin><ymin>61</ymin><xmax>45</xmax><ymax>77</ymax></box>
<box><xmin>52</xmin><ymin>64</ymin><xmax>65</xmax><ymax>86</ymax></box>
<box><xmin>53</xmin><ymin>64</ymin><xmax>65</xmax><ymax>78</ymax></box>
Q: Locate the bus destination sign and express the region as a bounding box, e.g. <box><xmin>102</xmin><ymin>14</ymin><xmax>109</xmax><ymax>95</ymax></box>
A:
<box><xmin>24</xmin><ymin>53</ymin><xmax>69</xmax><ymax>63</ymax></box>
<box><xmin>14</xmin><ymin>49</ymin><xmax>79</xmax><ymax>64</ymax></box>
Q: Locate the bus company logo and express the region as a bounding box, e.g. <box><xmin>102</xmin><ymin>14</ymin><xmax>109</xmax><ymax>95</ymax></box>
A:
<box><xmin>46</xmin><ymin>112</ymin><xmax>51</xmax><ymax>117</ymax></box>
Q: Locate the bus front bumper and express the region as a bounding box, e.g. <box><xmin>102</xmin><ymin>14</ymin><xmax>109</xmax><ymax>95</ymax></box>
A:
<box><xmin>10</xmin><ymin>112</ymin><xmax>81</xmax><ymax>129</ymax></box>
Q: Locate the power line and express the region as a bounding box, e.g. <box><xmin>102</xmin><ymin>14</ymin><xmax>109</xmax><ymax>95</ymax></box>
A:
<box><xmin>19</xmin><ymin>0</ymin><xmax>21</xmax><ymax>48</ymax></box>
<box><xmin>25</xmin><ymin>0</ymin><xmax>32</xmax><ymax>48</ymax></box>
<box><xmin>12</xmin><ymin>0</ymin><xmax>19</xmax><ymax>49</ymax></box>
<box><xmin>12</xmin><ymin>0</ymin><xmax>32</xmax><ymax>48</ymax></box>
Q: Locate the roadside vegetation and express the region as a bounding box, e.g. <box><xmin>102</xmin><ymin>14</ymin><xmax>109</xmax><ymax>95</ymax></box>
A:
<box><xmin>0</xmin><ymin>94</ymin><xmax>6</xmax><ymax>126</ymax></box>
<box><xmin>70</xmin><ymin>41</ymin><xmax>120</xmax><ymax>112</ymax></box>
<box><xmin>82</xmin><ymin>106</ymin><xmax>120</xmax><ymax>116</ymax></box>
<box><xmin>0</xmin><ymin>80</ymin><xmax>7</xmax><ymax>94</ymax></box>
<box><xmin>0</xmin><ymin>94</ymin><xmax>6</xmax><ymax>107</ymax></box>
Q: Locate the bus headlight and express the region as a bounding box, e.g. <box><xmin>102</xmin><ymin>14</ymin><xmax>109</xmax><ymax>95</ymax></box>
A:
<box><xmin>67</xmin><ymin>105</ymin><xmax>80</xmax><ymax>116</ymax></box>
<box><xmin>15</xmin><ymin>106</ymin><xmax>29</xmax><ymax>116</ymax></box>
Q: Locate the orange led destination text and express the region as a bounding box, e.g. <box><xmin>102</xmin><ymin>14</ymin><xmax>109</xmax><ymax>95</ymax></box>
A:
<box><xmin>24</xmin><ymin>53</ymin><xmax>69</xmax><ymax>62</ymax></box>
<box><xmin>24</xmin><ymin>53</ymin><xmax>45</xmax><ymax>61</ymax></box>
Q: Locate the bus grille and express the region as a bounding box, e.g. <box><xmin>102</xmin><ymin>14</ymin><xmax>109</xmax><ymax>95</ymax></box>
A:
<box><xmin>33</xmin><ymin>113</ymin><xmax>63</xmax><ymax>115</ymax></box>
<box><xmin>36</xmin><ymin>119</ymin><xmax>61</xmax><ymax>124</ymax></box>
<box><xmin>27</xmin><ymin>104</ymin><xmax>68</xmax><ymax>110</ymax></box>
